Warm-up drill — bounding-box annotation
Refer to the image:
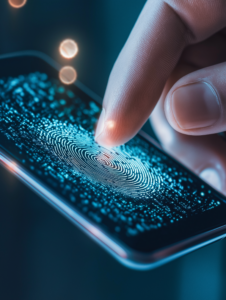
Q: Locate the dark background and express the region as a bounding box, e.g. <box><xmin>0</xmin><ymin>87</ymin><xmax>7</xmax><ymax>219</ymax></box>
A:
<box><xmin>0</xmin><ymin>1</ymin><xmax>226</xmax><ymax>299</ymax></box>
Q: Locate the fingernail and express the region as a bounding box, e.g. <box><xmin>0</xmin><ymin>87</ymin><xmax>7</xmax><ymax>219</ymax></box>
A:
<box><xmin>172</xmin><ymin>82</ymin><xmax>220</xmax><ymax>130</ymax></box>
<box><xmin>200</xmin><ymin>168</ymin><xmax>221</xmax><ymax>191</ymax></box>
<box><xmin>95</xmin><ymin>108</ymin><xmax>106</xmax><ymax>141</ymax></box>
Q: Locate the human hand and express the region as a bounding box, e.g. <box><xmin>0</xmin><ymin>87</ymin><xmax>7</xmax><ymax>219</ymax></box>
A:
<box><xmin>95</xmin><ymin>0</ymin><xmax>226</xmax><ymax>194</ymax></box>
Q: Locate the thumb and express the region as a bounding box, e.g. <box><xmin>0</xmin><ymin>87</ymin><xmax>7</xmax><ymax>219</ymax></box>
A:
<box><xmin>165</xmin><ymin>62</ymin><xmax>226</xmax><ymax>135</ymax></box>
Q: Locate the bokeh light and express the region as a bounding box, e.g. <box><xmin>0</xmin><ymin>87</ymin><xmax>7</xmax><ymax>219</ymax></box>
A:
<box><xmin>8</xmin><ymin>0</ymin><xmax>27</xmax><ymax>8</ymax></box>
<box><xmin>59</xmin><ymin>39</ymin><xmax>78</xmax><ymax>59</ymax></box>
<box><xmin>59</xmin><ymin>66</ymin><xmax>77</xmax><ymax>85</ymax></box>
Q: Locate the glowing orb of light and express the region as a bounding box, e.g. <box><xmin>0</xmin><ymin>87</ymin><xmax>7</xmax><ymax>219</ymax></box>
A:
<box><xmin>8</xmin><ymin>0</ymin><xmax>27</xmax><ymax>8</ymax></box>
<box><xmin>59</xmin><ymin>39</ymin><xmax>78</xmax><ymax>59</ymax></box>
<box><xmin>59</xmin><ymin>66</ymin><xmax>77</xmax><ymax>85</ymax></box>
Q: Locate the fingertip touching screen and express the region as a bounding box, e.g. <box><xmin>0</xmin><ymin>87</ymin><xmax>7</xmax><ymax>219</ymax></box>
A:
<box><xmin>0</xmin><ymin>55</ymin><xmax>226</xmax><ymax>253</ymax></box>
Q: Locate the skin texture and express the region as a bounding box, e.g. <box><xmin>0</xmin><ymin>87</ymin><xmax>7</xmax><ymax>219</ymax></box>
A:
<box><xmin>95</xmin><ymin>0</ymin><xmax>226</xmax><ymax>194</ymax></box>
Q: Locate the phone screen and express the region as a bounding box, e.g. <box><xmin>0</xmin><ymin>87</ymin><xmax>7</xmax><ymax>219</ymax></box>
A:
<box><xmin>0</xmin><ymin>54</ymin><xmax>226</xmax><ymax>254</ymax></box>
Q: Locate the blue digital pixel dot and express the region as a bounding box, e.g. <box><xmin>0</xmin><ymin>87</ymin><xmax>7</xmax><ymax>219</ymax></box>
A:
<box><xmin>0</xmin><ymin>72</ymin><xmax>221</xmax><ymax>237</ymax></box>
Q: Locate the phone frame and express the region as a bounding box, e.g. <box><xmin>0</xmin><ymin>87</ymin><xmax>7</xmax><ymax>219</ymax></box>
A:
<box><xmin>0</xmin><ymin>51</ymin><xmax>226</xmax><ymax>270</ymax></box>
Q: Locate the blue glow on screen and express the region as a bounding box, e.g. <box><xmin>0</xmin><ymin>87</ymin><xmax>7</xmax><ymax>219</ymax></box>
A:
<box><xmin>0</xmin><ymin>73</ymin><xmax>221</xmax><ymax>237</ymax></box>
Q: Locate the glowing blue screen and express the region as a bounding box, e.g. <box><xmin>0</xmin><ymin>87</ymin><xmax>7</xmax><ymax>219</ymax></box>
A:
<box><xmin>0</xmin><ymin>73</ymin><xmax>221</xmax><ymax>238</ymax></box>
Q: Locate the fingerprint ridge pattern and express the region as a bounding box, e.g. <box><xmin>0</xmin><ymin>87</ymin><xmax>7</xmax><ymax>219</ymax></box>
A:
<box><xmin>35</xmin><ymin>121</ymin><xmax>162</xmax><ymax>199</ymax></box>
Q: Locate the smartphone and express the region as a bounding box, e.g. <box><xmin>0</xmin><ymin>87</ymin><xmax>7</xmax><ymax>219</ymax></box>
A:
<box><xmin>0</xmin><ymin>51</ymin><xmax>226</xmax><ymax>270</ymax></box>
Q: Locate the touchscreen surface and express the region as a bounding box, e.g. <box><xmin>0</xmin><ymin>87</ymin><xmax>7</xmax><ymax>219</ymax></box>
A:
<box><xmin>0</xmin><ymin>65</ymin><xmax>225</xmax><ymax>252</ymax></box>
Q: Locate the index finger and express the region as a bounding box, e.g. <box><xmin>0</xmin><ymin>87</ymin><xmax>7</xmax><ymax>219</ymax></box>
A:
<box><xmin>95</xmin><ymin>0</ymin><xmax>226</xmax><ymax>147</ymax></box>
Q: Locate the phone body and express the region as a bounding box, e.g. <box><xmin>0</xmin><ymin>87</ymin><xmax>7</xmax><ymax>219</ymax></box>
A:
<box><xmin>0</xmin><ymin>51</ymin><xmax>226</xmax><ymax>270</ymax></box>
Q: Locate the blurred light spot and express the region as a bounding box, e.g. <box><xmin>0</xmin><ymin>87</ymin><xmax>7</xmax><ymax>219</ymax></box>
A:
<box><xmin>106</xmin><ymin>120</ymin><xmax>115</xmax><ymax>129</ymax></box>
<box><xmin>59</xmin><ymin>39</ymin><xmax>78</xmax><ymax>59</ymax></box>
<box><xmin>7</xmin><ymin>161</ymin><xmax>17</xmax><ymax>172</ymax></box>
<box><xmin>200</xmin><ymin>168</ymin><xmax>221</xmax><ymax>191</ymax></box>
<box><xmin>8</xmin><ymin>0</ymin><xmax>27</xmax><ymax>8</ymax></box>
<box><xmin>59</xmin><ymin>66</ymin><xmax>77</xmax><ymax>85</ymax></box>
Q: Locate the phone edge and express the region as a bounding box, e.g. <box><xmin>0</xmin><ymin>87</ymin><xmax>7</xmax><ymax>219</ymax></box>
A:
<box><xmin>0</xmin><ymin>51</ymin><xmax>226</xmax><ymax>270</ymax></box>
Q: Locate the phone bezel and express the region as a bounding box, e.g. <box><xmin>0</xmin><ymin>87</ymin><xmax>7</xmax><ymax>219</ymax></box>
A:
<box><xmin>0</xmin><ymin>51</ymin><xmax>226</xmax><ymax>270</ymax></box>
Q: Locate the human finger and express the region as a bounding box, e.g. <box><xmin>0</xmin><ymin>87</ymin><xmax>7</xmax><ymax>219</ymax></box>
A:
<box><xmin>151</xmin><ymin>98</ymin><xmax>226</xmax><ymax>195</ymax></box>
<box><xmin>151</xmin><ymin>79</ymin><xmax>226</xmax><ymax>195</ymax></box>
<box><xmin>181</xmin><ymin>31</ymin><xmax>226</xmax><ymax>69</ymax></box>
<box><xmin>95</xmin><ymin>0</ymin><xmax>226</xmax><ymax>147</ymax></box>
<box><xmin>165</xmin><ymin>62</ymin><xmax>226</xmax><ymax>135</ymax></box>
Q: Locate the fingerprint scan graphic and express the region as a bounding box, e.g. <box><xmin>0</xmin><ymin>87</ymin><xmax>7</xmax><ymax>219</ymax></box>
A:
<box><xmin>35</xmin><ymin>121</ymin><xmax>162</xmax><ymax>199</ymax></box>
<box><xmin>0</xmin><ymin>72</ymin><xmax>221</xmax><ymax>236</ymax></box>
